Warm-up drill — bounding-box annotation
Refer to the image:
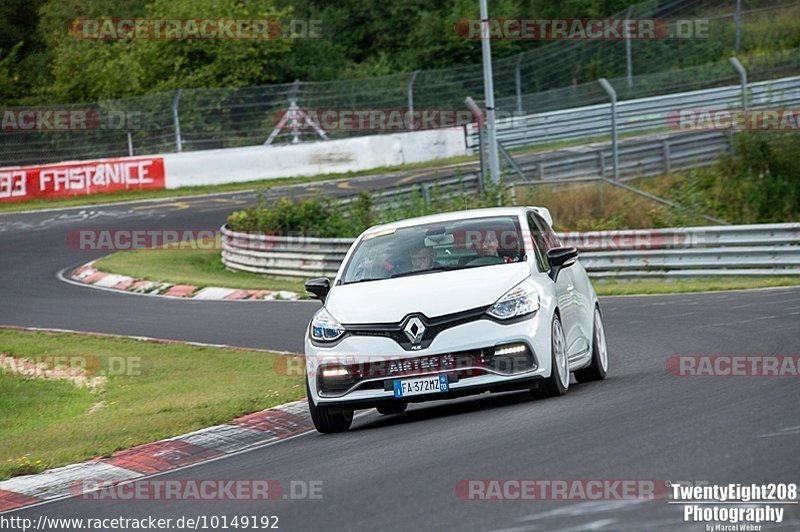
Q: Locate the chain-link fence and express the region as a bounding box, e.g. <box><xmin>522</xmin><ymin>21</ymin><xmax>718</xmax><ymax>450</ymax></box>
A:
<box><xmin>1</xmin><ymin>0</ymin><xmax>798</xmax><ymax>167</ymax></box>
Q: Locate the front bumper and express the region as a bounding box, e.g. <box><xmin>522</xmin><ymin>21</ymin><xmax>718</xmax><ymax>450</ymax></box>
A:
<box><xmin>304</xmin><ymin>312</ymin><xmax>552</xmax><ymax>409</ymax></box>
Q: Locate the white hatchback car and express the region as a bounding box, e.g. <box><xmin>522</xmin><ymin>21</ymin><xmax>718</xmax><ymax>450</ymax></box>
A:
<box><xmin>303</xmin><ymin>207</ymin><xmax>608</xmax><ymax>433</ymax></box>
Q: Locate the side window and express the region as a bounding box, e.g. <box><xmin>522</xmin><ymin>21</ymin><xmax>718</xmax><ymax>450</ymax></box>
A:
<box><xmin>528</xmin><ymin>211</ymin><xmax>562</xmax><ymax>271</ymax></box>
<box><xmin>534</xmin><ymin>213</ymin><xmax>562</xmax><ymax>249</ymax></box>
<box><xmin>526</xmin><ymin>212</ymin><xmax>549</xmax><ymax>271</ymax></box>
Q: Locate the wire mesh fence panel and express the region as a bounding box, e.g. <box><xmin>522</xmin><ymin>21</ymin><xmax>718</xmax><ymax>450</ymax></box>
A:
<box><xmin>0</xmin><ymin>0</ymin><xmax>797</xmax><ymax>167</ymax></box>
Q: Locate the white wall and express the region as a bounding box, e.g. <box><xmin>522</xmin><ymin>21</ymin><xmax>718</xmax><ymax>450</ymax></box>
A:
<box><xmin>164</xmin><ymin>128</ymin><xmax>467</xmax><ymax>189</ymax></box>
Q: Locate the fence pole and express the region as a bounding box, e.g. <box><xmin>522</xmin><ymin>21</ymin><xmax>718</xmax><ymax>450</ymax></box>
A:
<box><xmin>289</xmin><ymin>79</ymin><xmax>301</xmax><ymax>144</ymax></box>
<box><xmin>479</xmin><ymin>0</ymin><xmax>501</xmax><ymax>185</ymax></box>
<box><xmin>172</xmin><ymin>89</ymin><xmax>183</xmax><ymax>153</ymax></box>
<box><xmin>407</xmin><ymin>70</ymin><xmax>420</xmax><ymax>130</ymax></box>
<box><xmin>127</xmin><ymin>131</ymin><xmax>134</xmax><ymax>157</ymax></box>
<box><xmin>598</xmin><ymin>78</ymin><xmax>619</xmax><ymax>181</ymax></box>
<box><xmin>729</xmin><ymin>57</ymin><xmax>748</xmax><ymax>113</ymax></box>
<box><xmin>735</xmin><ymin>0</ymin><xmax>742</xmax><ymax>52</ymax></box>
<box><xmin>625</xmin><ymin>6</ymin><xmax>633</xmax><ymax>88</ymax></box>
<box><xmin>465</xmin><ymin>96</ymin><xmax>487</xmax><ymax>193</ymax></box>
<box><xmin>515</xmin><ymin>53</ymin><xmax>523</xmax><ymax>115</ymax></box>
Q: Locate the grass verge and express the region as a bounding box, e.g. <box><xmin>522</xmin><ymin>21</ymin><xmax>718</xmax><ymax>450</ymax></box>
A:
<box><xmin>93</xmin><ymin>244</ymin><xmax>308</xmax><ymax>295</ymax></box>
<box><xmin>0</xmin><ymin>329</ymin><xmax>304</xmax><ymax>480</ymax></box>
<box><xmin>592</xmin><ymin>276</ymin><xmax>800</xmax><ymax>296</ymax></box>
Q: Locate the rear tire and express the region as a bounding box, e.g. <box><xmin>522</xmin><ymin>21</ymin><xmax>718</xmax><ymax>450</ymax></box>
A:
<box><xmin>574</xmin><ymin>307</ymin><xmax>608</xmax><ymax>383</ymax></box>
<box><xmin>376</xmin><ymin>402</ymin><xmax>408</xmax><ymax>415</ymax></box>
<box><xmin>307</xmin><ymin>381</ymin><xmax>353</xmax><ymax>433</ymax></box>
<box><xmin>531</xmin><ymin>314</ymin><xmax>570</xmax><ymax>399</ymax></box>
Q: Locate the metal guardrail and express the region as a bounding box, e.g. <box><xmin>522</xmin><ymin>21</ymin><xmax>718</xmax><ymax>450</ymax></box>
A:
<box><xmin>334</xmin><ymin>129</ymin><xmax>732</xmax><ymax>202</ymax></box>
<box><xmin>507</xmin><ymin>130</ymin><xmax>731</xmax><ymax>182</ymax></box>
<box><xmin>221</xmin><ymin>223</ymin><xmax>800</xmax><ymax>279</ymax></box>
<box><xmin>468</xmin><ymin>76</ymin><xmax>800</xmax><ymax>153</ymax></box>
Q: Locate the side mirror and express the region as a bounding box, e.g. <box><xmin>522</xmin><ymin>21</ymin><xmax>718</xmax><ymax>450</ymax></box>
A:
<box><xmin>305</xmin><ymin>277</ymin><xmax>331</xmax><ymax>302</ymax></box>
<box><xmin>547</xmin><ymin>247</ymin><xmax>578</xmax><ymax>282</ymax></box>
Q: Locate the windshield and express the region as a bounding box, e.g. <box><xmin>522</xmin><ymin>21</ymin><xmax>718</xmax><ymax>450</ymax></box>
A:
<box><xmin>340</xmin><ymin>215</ymin><xmax>526</xmax><ymax>284</ymax></box>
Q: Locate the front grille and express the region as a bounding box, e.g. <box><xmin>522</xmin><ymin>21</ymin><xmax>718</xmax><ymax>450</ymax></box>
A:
<box><xmin>344</xmin><ymin>307</ymin><xmax>489</xmax><ymax>350</ymax></box>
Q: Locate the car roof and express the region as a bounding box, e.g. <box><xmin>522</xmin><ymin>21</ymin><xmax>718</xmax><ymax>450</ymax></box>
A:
<box><xmin>362</xmin><ymin>206</ymin><xmax>552</xmax><ymax>234</ymax></box>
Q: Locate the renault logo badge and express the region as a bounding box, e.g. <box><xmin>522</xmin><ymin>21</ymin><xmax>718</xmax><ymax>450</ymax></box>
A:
<box><xmin>404</xmin><ymin>317</ymin><xmax>426</xmax><ymax>344</ymax></box>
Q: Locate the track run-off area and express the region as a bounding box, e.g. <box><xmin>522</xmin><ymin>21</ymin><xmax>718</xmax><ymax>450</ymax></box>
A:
<box><xmin>1</xmin><ymin>185</ymin><xmax>798</xmax><ymax>531</ymax></box>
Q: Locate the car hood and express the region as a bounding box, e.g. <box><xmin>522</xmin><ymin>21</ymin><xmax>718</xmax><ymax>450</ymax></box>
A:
<box><xmin>325</xmin><ymin>263</ymin><xmax>531</xmax><ymax>324</ymax></box>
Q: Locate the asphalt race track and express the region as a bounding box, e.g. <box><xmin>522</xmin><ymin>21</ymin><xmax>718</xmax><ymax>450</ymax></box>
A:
<box><xmin>1</xmin><ymin>189</ymin><xmax>799</xmax><ymax>531</ymax></box>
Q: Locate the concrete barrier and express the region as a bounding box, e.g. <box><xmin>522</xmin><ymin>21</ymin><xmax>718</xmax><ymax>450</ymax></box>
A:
<box><xmin>0</xmin><ymin>128</ymin><xmax>467</xmax><ymax>203</ymax></box>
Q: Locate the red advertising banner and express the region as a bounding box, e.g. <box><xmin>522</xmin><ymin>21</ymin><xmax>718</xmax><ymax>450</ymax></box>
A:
<box><xmin>0</xmin><ymin>157</ymin><xmax>166</xmax><ymax>203</ymax></box>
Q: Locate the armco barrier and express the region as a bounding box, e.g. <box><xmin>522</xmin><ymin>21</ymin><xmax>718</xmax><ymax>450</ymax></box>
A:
<box><xmin>469</xmin><ymin>75</ymin><xmax>800</xmax><ymax>152</ymax></box>
<box><xmin>221</xmin><ymin>223</ymin><xmax>800</xmax><ymax>280</ymax></box>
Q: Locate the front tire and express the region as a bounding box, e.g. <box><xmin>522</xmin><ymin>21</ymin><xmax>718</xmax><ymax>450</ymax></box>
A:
<box><xmin>574</xmin><ymin>307</ymin><xmax>608</xmax><ymax>383</ymax></box>
<box><xmin>307</xmin><ymin>381</ymin><xmax>353</xmax><ymax>433</ymax></box>
<box><xmin>531</xmin><ymin>314</ymin><xmax>570</xmax><ymax>399</ymax></box>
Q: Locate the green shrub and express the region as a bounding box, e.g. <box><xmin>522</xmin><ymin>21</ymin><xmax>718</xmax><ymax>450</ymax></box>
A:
<box><xmin>662</xmin><ymin>131</ymin><xmax>800</xmax><ymax>224</ymax></box>
<box><xmin>227</xmin><ymin>177</ymin><xmax>498</xmax><ymax>237</ymax></box>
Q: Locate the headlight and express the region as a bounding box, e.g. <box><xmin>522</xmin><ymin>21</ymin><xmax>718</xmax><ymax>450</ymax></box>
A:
<box><xmin>487</xmin><ymin>279</ymin><xmax>540</xmax><ymax>320</ymax></box>
<box><xmin>310</xmin><ymin>309</ymin><xmax>346</xmax><ymax>342</ymax></box>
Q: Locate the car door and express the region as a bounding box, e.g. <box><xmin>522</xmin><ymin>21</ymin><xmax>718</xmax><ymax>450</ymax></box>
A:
<box><xmin>527</xmin><ymin>212</ymin><xmax>583</xmax><ymax>360</ymax></box>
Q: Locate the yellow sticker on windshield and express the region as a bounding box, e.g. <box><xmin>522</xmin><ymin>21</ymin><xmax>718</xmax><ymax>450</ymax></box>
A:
<box><xmin>363</xmin><ymin>228</ymin><xmax>397</xmax><ymax>240</ymax></box>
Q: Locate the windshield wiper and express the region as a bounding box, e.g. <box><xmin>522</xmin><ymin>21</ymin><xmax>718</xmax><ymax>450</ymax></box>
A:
<box><xmin>342</xmin><ymin>277</ymin><xmax>382</xmax><ymax>285</ymax></box>
<box><xmin>389</xmin><ymin>265</ymin><xmax>456</xmax><ymax>279</ymax></box>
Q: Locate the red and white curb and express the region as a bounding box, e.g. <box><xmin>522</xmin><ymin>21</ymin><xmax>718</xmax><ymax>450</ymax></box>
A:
<box><xmin>68</xmin><ymin>262</ymin><xmax>301</xmax><ymax>301</ymax></box>
<box><xmin>0</xmin><ymin>400</ymin><xmax>313</xmax><ymax>512</ymax></box>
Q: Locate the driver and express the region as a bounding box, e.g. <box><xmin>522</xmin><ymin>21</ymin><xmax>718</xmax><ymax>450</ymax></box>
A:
<box><xmin>409</xmin><ymin>243</ymin><xmax>437</xmax><ymax>272</ymax></box>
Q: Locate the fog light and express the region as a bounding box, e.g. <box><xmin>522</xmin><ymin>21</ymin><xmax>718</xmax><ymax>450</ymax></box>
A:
<box><xmin>321</xmin><ymin>366</ymin><xmax>350</xmax><ymax>378</ymax></box>
<box><xmin>493</xmin><ymin>344</ymin><xmax>527</xmax><ymax>356</ymax></box>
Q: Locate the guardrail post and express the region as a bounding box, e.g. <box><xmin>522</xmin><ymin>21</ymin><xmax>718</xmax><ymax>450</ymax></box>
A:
<box><xmin>515</xmin><ymin>54</ymin><xmax>523</xmax><ymax>115</ymax></box>
<box><xmin>597</xmin><ymin>78</ymin><xmax>619</xmax><ymax>181</ymax></box>
<box><xmin>172</xmin><ymin>88</ymin><xmax>183</xmax><ymax>153</ymax></box>
<box><xmin>598</xmin><ymin>178</ymin><xmax>605</xmax><ymax>213</ymax></box>
<box><xmin>729</xmin><ymin>57</ymin><xmax>748</xmax><ymax>113</ymax></box>
<box><xmin>407</xmin><ymin>70</ymin><xmax>420</xmax><ymax>130</ymax></box>
<box><xmin>662</xmin><ymin>140</ymin><xmax>671</xmax><ymax>174</ymax></box>
<box><xmin>420</xmin><ymin>183</ymin><xmax>430</xmax><ymax>207</ymax></box>
<box><xmin>598</xmin><ymin>151</ymin><xmax>605</xmax><ymax>178</ymax></box>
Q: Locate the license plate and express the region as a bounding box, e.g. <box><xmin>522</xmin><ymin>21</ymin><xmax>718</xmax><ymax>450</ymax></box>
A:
<box><xmin>393</xmin><ymin>375</ymin><xmax>448</xmax><ymax>398</ymax></box>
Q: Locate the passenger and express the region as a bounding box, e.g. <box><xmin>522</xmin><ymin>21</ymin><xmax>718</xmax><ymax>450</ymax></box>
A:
<box><xmin>474</xmin><ymin>231</ymin><xmax>500</xmax><ymax>257</ymax></box>
<box><xmin>471</xmin><ymin>231</ymin><xmax>518</xmax><ymax>263</ymax></box>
